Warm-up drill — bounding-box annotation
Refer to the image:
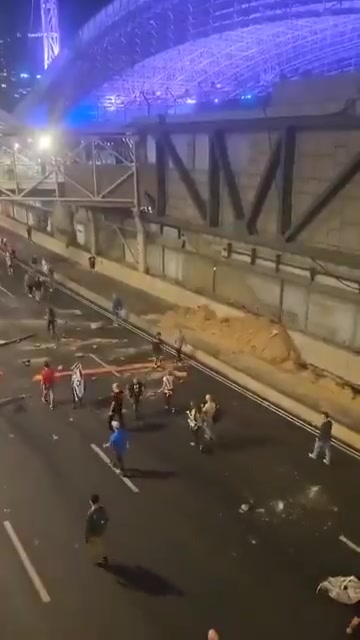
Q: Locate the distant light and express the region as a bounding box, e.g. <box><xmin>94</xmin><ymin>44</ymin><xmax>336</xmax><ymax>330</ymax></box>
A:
<box><xmin>185</xmin><ymin>97</ymin><xmax>196</xmax><ymax>104</ymax></box>
<box><xmin>214</xmin><ymin>98</ymin><xmax>219</xmax><ymax>103</ymax></box>
<box><xmin>20</xmin><ymin>73</ymin><xmax>30</xmax><ymax>79</ymax></box>
<box><xmin>36</xmin><ymin>74</ymin><xmax>41</xmax><ymax>79</ymax></box>
<box><xmin>14</xmin><ymin>143</ymin><xmax>19</xmax><ymax>151</ymax></box>
<box><xmin>38</xmin><ymin>134</ymin><xmax>52</xmax><ymax>151</ymax></box>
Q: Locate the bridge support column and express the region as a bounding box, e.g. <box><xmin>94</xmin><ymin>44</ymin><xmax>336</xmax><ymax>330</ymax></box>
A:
<box><xmin>133</xmin><ymin>139</ymin><xmax>147</xmax><ymax>273</ymax></box>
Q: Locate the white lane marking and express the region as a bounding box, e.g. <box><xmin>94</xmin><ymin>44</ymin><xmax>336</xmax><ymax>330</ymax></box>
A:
<box><xmin>56</xmin><ymin>283</ymin><xmax>360</xmax><ymax>464</ymax></box>
<box><xmin>89</xmin><ymin>352</ymin><xmax>121</xmax><ymax>378</ymax></box>
<box><xmin>339</xmin><ymin>535</ymin><xmax>360</xmax><ymax>553</ymax></box>
<box><xmin>0</xmin><ymin>284</ymin><xmax>14</xmax><ymax>298</ymax></box>
<box><xmin>90</xmin><ymin>444</ymin><xmax>139</xmax><ymax>494</ymax></box>
<box><xmin>3</xmin><ymin>520</ymin><xmax>51</xmax><ymax>603</ymax></box>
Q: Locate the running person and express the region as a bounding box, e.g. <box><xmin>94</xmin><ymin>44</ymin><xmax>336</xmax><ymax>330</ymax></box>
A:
<box><xmin>46</xmin><ymin>306</ymin><xmax>57</xmax><ymax>338</ymax></box>
<box><xmin>24</xmin><ymin>272</ymin><xmax>35</xmax><ymax>297</ymax></box>
<box><xmin>128</xmin><ymin>377</ymin><xmax>144</xmax><ymax>419</ymax></box>
<box><xmin>34</xmin><ymin>276</ymin><xmax>43</xmax><ymax>302</ymax></box>
<box><xmin>40</xmin><ymin>360</ymin><xmax>55</xmax><ymax>410</ymax></box>
<box><xmin>103</xmin><ymin>421</ymin><xmax>129</xmax><ymax>475</ymax></box>
<box><xmin>152</xmin><ymin>331</ymin><xmax>163</xmax><ymax>368</ymax></box>
<box><xmin>108</xmin><ymin>383</ymin><xmax>124</xmax><ymax>430</ymax></box>
<box><xmin>160</xmin><ymin>370</ymin><xmax>175</xmax><ymax>411</ymax></box>
<box><xmin>5</xmin><ymin>250</ymin><xmax>13</xmax><ymax>275</ymax></box>
<box><xmin>71</xmin><ymin>362</ymin><xmax>85</xmax><ymax>408</ymax></box>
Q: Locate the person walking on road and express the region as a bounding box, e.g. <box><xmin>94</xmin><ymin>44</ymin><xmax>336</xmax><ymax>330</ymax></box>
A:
<box><xmin>201</xmin><ymin>394</ymin><xmax>217</xmax><ymax>452</ymax></box>
<box><xmin>128</xmin><ymin>377</ymin><xmax>144</xmax><ymax>419</ymax></box>
<box><xmin>112</xmin><ymin>293</ymin><xmax>123</xmax><ymax>323</ymax></box>
<box><xmin>309</xmin><ymin>411</ymin><xmax>333</xmax><ymax>465</ymax></box>
<box><xmin>40</xmin><ymin>360</ymin><xmax>55</xmax><ymax>410</ymax></box>
<box><xmin>34</xmin><ymin>275</ymin><xmax>43</xmax><ymax>302</ymax></box>
<box><xmin>88</xmin><ymin>254</ymin><xmax>96</xmax><ymax>272</ymax></box>
<box><xmin>103</xmin><ymin>421</ymin><xmax>129</xmax><ymax>475</ymax></box>
<box><xmin>5</xmin><ymin>250</ymin><xmax>13</xmax><ymax>275</ymax></box>
<box><xmin>85</xmin><ymin>494</ymin><xmax>109</xmax><ymax>567</ymax></box>
<box><xmin>24</xmin><ymin>272</ymin><xmax>35</xmax><ymax>297</ymax></box>
<box><xmin>174</xmin><ymin>329</ymin><xmax>185</xmax><ymax>363</ymax></box>
<box><xmin>108</xmin><ymin>383</ymin><xmax>124</xmax><ymax>430</ymax></box>
<box><xmin>187</xmin><ymin>401</ymin><xmax>203</xmax><ymax>448</ymax></box>
<box><xmin>71</xmin><ymin>362</ymin><xmax>85</xmax><ymax>408</ymax></box>
<box><xmin>152</xmin><ymin>331</ymin><xmax>163</xmax><ymax>368</ymax></box>
<box><xmin>160</xmin><ymin>369</ymin><xmax>175</xmax><ymax>412</ymax></box>
<box><xmin>46</xmin><ymin>306</ymin><xmax>57</xmax><ymax>338</ymax></box>
<box><xmin>26</xmin><ymin>223</ymin><xmax>33</xmax><ymax>241</ymax></box>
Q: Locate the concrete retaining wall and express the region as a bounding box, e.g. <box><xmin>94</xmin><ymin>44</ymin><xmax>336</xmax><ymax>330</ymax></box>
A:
<box><xmin>2</xmin><ymin>209</ymin><xmax>360</xmax><ymax>386</ymax></box>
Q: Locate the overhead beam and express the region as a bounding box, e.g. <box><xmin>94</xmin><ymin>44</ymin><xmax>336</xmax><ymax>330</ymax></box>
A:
<box><xmin>208</xmin><ymin>135</ymin><xmax>220</xmax><ymax>227</ymax></box>
<box><xmin>246</xmin><ymin>136</ymin><xmax>282</xmax><ymax>235</ymax></box>
<box><xmin>213</xmin><ymin>130</ymin><xmax>244</xmax><ymax>220</ymax></box>
<box><xmin>285</xmin><ymin>150</ymin><xmax>360</xmax><ymax>242</ymax></box>
<box><xmin>155</xmin><ymin>137</ymin><xmax>166</xmax><ymax>217</ymax></box>
<box><xmin>161</xmin><ymin>133</ymin><xmax>207</xmax><ymax>221</ymax></box>
<box><xmin>278</xmin><ymin>127</ymin><xmax>296</xmax><ymax>235</ymax></box>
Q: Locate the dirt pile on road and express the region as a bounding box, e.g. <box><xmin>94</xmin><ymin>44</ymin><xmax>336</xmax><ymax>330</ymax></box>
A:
<box><xmin>160</xmin><ymin>305</ymin><xmax>301</xmax><ymax>367</ymax></box>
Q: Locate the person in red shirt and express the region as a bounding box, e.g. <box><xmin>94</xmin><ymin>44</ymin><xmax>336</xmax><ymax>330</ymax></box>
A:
<box><xmin>41</xmin><ymin>361</ymin><xmax>55</xmax><ymax>410</ymax></box>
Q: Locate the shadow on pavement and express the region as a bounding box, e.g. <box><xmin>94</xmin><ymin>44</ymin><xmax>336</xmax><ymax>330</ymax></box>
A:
<box><xmin>104</xmin><ymin>563</ymin><xmax>184</xmax><ymax>596</ymax></box>
<box><xmin>126</xmin><ymin>468</ymin><xmax>176</xmax><ymax>480</ymax></box>
<box><xmin>216</xmin><ymin>434</ymin><xmax>274</xmax><ymax>452</ymax></box>
<box><xmin>128</xmin><ymin>420</ymin><xmax>168</xmax><ymax>433</ymax></box>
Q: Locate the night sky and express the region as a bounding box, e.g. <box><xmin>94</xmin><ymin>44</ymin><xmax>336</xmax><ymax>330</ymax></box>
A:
<box><xmin>0</xmin><ymin>0</ymin><xmax>110</xmax><ymax>39</ymax></box>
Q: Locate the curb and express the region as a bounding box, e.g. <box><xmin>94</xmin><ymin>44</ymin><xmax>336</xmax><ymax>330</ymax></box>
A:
<box><xmin>54</xmin><ymin>273</ymin><xmax>360</xmax><ymax>456</ymax></box>
<box><xmin>1</xmin><ymin>216</ymin><xmax>360</xmax><ymax>455</ymax></box>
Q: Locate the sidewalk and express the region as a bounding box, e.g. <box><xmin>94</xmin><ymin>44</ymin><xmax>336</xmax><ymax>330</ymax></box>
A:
<box><xmin>1</xmin><ymin>216</ymin><xmax>360</xmax><ymax>452</ymax></box>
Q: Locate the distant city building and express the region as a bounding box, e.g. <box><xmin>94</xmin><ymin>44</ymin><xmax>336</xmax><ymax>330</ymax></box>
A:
<box><xmin>0</xmin><ymin>32</ymin><xmax>41</xmax><ymax>112</ymax></box>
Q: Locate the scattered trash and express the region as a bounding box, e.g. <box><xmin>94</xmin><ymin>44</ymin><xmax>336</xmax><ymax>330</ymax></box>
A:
<box><xmin>308</xmin><ymin>485</ymin><xmax>321</xmax><ymax>499</ymax></box>
<box><xmin>22</xmin><ymin>359</ymin><xmax>31</xmax><ymax>366</ymax></box>
<box><xmin>256</xmin><ymin>508</ymin><xmax>265</xmax><ymax>514</ymax></box>
<box><xmin>8</xmin><ymin>434</ymin><xmax>15</xmax><ymax>438</ymax></box>
<box><xmin>93</xmin><ymin>345</ymin><xmax>98</xmax><ymax>349</ymax></box>
<box><xmin>249</xmin><ymin>537</ymin><xmax>257</xmax><ymax>545</ymax></box>
<box><xmin>34</xmin><ymin>539</ymin><xmax>40</xmax><ymax>546</ymax></box>
<box><xmin>271</xmin><ymin>500</ymin><xmax>285</xmax><ymax>513</ymax></box>
<box><xmin>239</xmin><ymin>503</ymin><xmax>251</xmax><ymax>513</ymax></box>
<box><xmin>317</xmin><ymin>576</ymin><xmax>360</xmax><ymax>604</ymax></box>
<box><xmin>90</xmin><ymin>322</ymin><xmax>104</xmax><ymax>330</ymax></box>
<box><xmin>75</xmin><ymin>353</ymin><xmax>84</xmax><ymax>358</ymax></box>
<box><xmin>3</xmin><ymin>508</ymin><xmax>10</xmax><ymax>513</ymax></box>
<box><xmin>52</xmin><ymin>434</ymin><xmax>59</xmax><ymax>440</ymax></box>
<box><xmin>91</xmin><ymin>377</ymin><xmax>97</xmax><ymax>381</ymax></box>
<box><xmin>57</xmin><ymin>365</ymin><xmax>63</xmax><ymax>371</ymax></box>
<box><xmin>69</xmin><ymin>417</ymin><xmax>74</xmax><ymax>422</ymax></box>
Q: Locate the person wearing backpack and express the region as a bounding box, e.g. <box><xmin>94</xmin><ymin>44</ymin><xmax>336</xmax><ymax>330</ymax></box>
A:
<box><xmin>85</xmin><ymin>494</ymin><xmax>109</xmax><ymax>566</ymax></box>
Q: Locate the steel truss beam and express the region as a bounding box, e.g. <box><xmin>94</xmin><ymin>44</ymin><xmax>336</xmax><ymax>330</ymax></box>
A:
<box><xmin>213</xmin><ymin>131</ymin><xmax>244</xmax><ymax>221</ymax></box>
<box><xmin>278</xmin><ymin>127</ymin><xmax>296</xmax><ymax>235</ymax></box>
<box><xmin>246</xmin><ymin>136</ymin><xmax>282</xmax><ymax>234</ymax></box>
<box><xmin>208</xmin><ymin>135</ymin><xmax>220</xmax><ymax>227</ymax></box>
<box><xmin>160</xmin><ymin>133</ymin><xmax>207</xmax><ymax>221</ymax></box>
<box><xmin>0</xmin><ymin>136</ymin><xmax>136</xmax><ymax>205</ymax></box>
<box><xmin>285</xmin><ymin>150</ymin><xmax>360</xmax><ymax>242</ymax></box>
<box><xmin>155</xmin><ymin>137</ymin><xmax>167</xmax><ymax>217</ymax></box>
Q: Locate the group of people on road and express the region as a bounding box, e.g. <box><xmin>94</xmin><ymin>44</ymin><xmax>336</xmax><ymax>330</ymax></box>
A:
<box><xmin>187</xmin><ymin>394</ymin><xmax>218</xmax><ymax>453</ymax></box>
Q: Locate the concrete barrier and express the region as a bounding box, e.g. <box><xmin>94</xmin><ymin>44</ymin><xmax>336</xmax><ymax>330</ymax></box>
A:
<box><xmin>1</xmin><ymin>213</ymin><xmax>359</xmax><ymax>388</ymax></box>
<box><xmin>54</xmin><ymin>270</ymin><xmax>360</xmax><ymax>454</ymax></box>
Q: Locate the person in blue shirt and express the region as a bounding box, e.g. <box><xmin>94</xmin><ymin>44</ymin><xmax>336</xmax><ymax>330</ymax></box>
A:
<box><xmin>103</xmin><ymin>421</ymin><xmax>129</xmax><ymax>475</ymax></box>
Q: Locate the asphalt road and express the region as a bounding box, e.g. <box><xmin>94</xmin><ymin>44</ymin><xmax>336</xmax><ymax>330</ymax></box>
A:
<box><xmin>0</xmin><ymin>257</ymin><xmax>359</xmax><ymax>640</ymax></box>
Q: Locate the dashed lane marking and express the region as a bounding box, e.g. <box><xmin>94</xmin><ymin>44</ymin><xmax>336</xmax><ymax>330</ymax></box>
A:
<box><xmin>0</xmin><ymin>284</ymin><xmax>15</xmax><ymax>298</ymax></box>
<box><xmin>339</xmin><ymin>535</ymin><xmax>360</xmax><ymax>554</ymax></box>
<box><xmin>3</xmin><ymin>520</ymin><xmax>51</xmax><ymax>603</ymax></box>
<box><xmin>90</xmin><ymin>444</ymin><xmax>139</xmax><ymax>494</ymax></box>
<box><xmin>55</xmin><ymin>282</ymin><xmax>360</xmax><ymax>464</ymax></box>
<box><xmin>89</xmin><ymin>352</ymin><xmax>121</xmax><ymax>378</ymax></box>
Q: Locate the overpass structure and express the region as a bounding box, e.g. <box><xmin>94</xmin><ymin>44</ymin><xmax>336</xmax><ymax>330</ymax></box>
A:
<box><xmin>1</xmin><ymin>106</ymin><xmax>360</xmax><ymax>268</ymax></box>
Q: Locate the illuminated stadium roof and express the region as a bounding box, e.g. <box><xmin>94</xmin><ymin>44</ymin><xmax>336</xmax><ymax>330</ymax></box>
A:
<box><xmin>16</xmin><ymin>0</ymin><xmax>360</xmax><ymax>123</ymax></box>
